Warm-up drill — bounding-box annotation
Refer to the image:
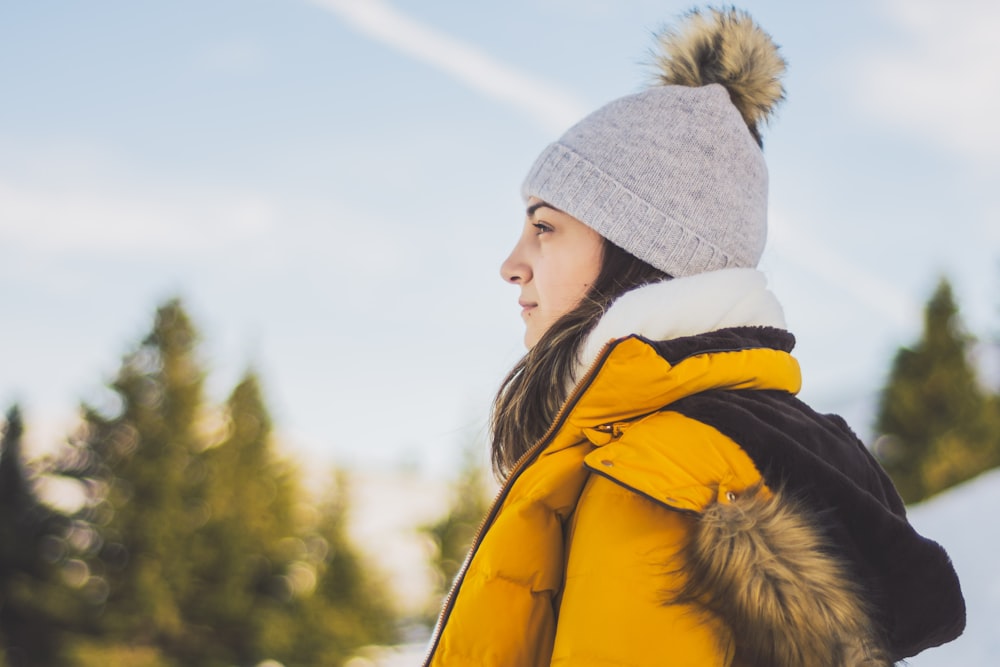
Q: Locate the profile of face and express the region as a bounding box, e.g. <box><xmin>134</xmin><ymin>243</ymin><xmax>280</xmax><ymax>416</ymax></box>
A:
<box><xmin>500</xmin><ymin>197</ymin><xmax>604</xmax><ymax>348</ymax></box>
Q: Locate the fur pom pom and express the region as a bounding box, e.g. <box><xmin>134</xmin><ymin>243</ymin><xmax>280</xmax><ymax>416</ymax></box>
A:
<box><xmin>654</xmin><ymin>7</ymin><xmax>786</xmax><ymax>146</ymax></box>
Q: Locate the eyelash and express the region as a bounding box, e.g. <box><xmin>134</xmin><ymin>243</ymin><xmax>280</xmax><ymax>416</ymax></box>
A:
<box><xmin>532</xmin><ymin>222</ymin><xmax>553</xmax><ymax>234</ymax></box>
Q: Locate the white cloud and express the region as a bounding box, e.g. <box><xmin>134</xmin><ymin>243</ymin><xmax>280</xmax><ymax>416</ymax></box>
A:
<box><xmin>0</xmin><ymin>140</ymin><xmax>427</xmax><ymax>293</ymax></box>
<box><xmin>0</xmin><ymin>176</ymin><xmax>422</xmax><ymax>291</ymax></box>
<box><xmin>854</xmin><ymin>0</ymin><xmax>1000</xmax><ymax>163</ymax></box>
<box><xmin>309</xmin><ymin>0</ymin><xmax>588</xmax><ymax>133</ymax></box>
<box><xmin>0</xmin><ymin>180</ymin><xmax>276</xmax><ymax>255</ymax></box>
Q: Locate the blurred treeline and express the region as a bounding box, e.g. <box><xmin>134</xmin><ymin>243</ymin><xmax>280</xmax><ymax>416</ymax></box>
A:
<box><xmin>0</xmin><ymin>301</ymin><xmax>400</xmax><ymax>667</ymax></box>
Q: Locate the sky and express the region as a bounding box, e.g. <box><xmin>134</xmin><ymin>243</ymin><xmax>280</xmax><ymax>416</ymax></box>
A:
<box><xmin>2</xmin><ymin>0</ymin><xmax>999</xmax><ymax>477</ymax></box>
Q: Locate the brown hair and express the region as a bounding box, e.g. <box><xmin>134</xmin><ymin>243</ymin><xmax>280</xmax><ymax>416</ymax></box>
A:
<box><xmin>489</xmin><ymin>239</ymin><xmax>669</xmax><ymax>479</ymax></box>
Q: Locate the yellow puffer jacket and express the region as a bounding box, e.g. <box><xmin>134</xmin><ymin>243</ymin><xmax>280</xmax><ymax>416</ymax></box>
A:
<box><xmin>429</xmin><ymin>331</ymin><xmax>797</xmax><ymax>667</ymax></box>
<box><xmin>425</xmin><ymin>287</ymin><xmax>964</xmax><ymax>667</ymax></box>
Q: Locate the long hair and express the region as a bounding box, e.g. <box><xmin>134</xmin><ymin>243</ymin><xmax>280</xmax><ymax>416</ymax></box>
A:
<box><xmin>489</xmin><ymin>240</ymin><xmax>669</xmax><ymax>479</ymax></box>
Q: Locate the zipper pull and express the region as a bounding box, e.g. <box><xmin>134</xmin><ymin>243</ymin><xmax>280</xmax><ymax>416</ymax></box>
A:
<box><xmin>587</xmin><ymin>421</ymin><xmax>625</xmax><ymax>445</ymax></box>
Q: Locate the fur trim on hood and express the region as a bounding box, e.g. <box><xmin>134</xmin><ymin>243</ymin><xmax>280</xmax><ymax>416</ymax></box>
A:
<box><xmin>674</xmin><ymin>486</ymin><xmax>892</xmax><ymax>667</ymax></box>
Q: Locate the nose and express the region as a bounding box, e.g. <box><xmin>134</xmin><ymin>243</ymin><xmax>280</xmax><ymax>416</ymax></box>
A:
<box><xmin>500</xmin><ymin>240</ymin><xmax>531</xmax><ymax>284</ymax></box>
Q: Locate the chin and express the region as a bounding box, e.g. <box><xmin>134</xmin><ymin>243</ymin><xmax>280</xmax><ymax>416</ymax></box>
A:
<box><xmin>523</xmin><ymin>328</ymin><xmax>540</xmax><ymax>350</ymax></box>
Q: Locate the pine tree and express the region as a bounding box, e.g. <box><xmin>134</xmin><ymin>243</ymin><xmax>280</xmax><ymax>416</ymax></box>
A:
<box><xmin>874</xmin><ymin>278</ymin><xmax>999</xmax><ymax>503</ymax></box>
<box><xmin>46</xmin><ymin>300</ymin><xmax>210</xmax><ymax>665</ymax></box>
<box><xmin>0</xmin><ymin>405</ymin><xmax>79</xmax><ymax>666</ymax></box>
<box><xmin>182</xmin><ymin>371</ymin><xmax>313</xmax><ymax>666</ymax></box>
<box><xmin>96</xmin><ymin>300</ymin><xmax>207</xmax><ymax>644</ymax></box>
<box><xmin>186</xmin><ymin>373</ymin><xmax>400</xmax><ymax>666</ymax></box>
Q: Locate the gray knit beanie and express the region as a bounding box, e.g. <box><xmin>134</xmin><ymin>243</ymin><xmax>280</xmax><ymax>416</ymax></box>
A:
<box><xmin>521</xmin><ymin>8</ymin><xmax>786</xmax><ymax>278</ymax></box>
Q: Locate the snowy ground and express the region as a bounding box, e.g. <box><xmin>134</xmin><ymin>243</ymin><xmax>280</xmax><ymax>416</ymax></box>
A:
<box><xmin>902</xmin><ymin>468</ymin><xmax>1000</xmax><ymax>665</ymax></box>
<box><xmin>347</xmin><ymin>467</ymin><xmax>999</xmax><ymax>666</ymax></box>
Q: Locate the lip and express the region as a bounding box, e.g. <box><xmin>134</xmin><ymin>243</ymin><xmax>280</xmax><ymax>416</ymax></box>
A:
<box><xmin>518</xmin><ymin>301</ymin><xmax>537</xmax><ymax>316</ymax></box>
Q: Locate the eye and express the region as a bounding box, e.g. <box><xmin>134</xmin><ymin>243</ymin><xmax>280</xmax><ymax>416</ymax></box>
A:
<box><xmin>532</xmin><ymin>222</ymin><xmax>553</xmax><ymax>235</ymax></box>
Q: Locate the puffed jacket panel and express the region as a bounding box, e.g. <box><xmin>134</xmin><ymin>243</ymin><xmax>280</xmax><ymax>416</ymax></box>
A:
<box><xmin>553</xmin><ymin>474</ymin><xmax>730</xmax><ymax>667</ymax></box>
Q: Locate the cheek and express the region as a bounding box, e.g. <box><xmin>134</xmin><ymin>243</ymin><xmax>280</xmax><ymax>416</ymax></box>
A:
<box><xmin>582</xmin><ymin>253</ymin><xmax>603</xmax><ymax>288</ymax></box>
<box><xmin>571</xmin><ymin>243</ymin><xmax>603</xmax><ymax>292</ymax></box>
<box><xmin>549</xmin><ymin>255</ymin><xmax>601</xmax><ymax>310</ymax></box>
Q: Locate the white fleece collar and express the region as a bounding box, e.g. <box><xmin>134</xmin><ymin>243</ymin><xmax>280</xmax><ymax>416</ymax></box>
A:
<box><xmin>577</xmin><ymin>268</ymin><xmax>787</xmax><ymax>376</ymax></box>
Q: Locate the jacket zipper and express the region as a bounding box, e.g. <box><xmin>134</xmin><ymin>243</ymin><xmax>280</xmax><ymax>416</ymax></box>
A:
<box><xmin>420</xmin><ymin>339</ymin><xmax>617</xmax><ymax>666</ymax></box>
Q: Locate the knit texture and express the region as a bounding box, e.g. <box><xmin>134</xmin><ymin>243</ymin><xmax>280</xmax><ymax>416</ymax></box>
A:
<box><xmin>521</xmin><ymin>84</ymin><xmax>768</xmax><ymax>278</ymax></box>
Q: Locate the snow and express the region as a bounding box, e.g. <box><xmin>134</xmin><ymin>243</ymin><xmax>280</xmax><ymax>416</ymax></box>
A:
<box><xmin>902</xmin><ymin>468</ymin><xmax>1000</xmax><ymax>665</ymax></box>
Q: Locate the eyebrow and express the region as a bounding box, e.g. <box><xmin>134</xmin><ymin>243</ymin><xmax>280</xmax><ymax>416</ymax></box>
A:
<box><xmin>526</xmin><ymin>202</ymin><xmax>561</xmax><ymax>218</ymax></box>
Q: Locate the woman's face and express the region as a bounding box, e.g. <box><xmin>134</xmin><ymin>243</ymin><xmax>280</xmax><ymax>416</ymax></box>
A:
<box><xmin>501</xmin><ymin>197</ymin><xmax>604</xmax><ymax>348</ymax></box>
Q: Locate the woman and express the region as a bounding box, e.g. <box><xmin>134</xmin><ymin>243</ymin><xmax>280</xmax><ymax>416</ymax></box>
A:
<box><xmin>424</xmin><ymin>8</ymin><xmax>965</xmax><ymax>667</ymax></box>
